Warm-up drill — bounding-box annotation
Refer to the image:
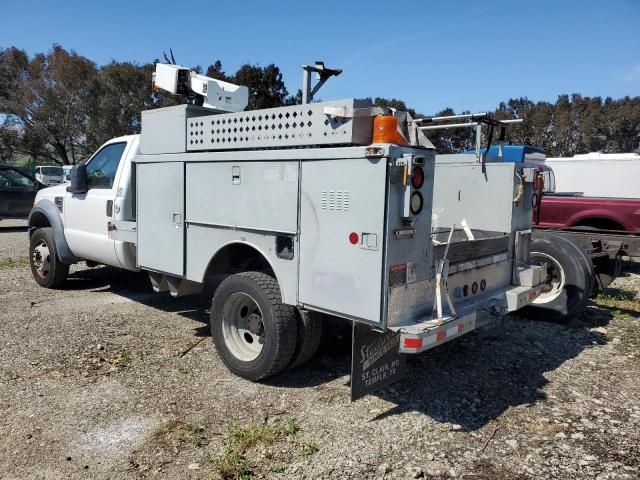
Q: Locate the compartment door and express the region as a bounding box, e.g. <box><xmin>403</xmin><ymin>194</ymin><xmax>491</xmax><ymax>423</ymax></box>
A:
<box><xmin>136</xmin><ymin>162</ymin><xmax>184</xmax><ymax>275</ymax></box>
<box><xmin>298</xmin><ymin>158</ymin><xmax>387</xmax><ymax>324</ymax></box>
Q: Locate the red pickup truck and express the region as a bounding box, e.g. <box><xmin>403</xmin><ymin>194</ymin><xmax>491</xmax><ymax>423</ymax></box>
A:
<box><xmin>530</xmin><ymin>192</ymin><xmax>640</xmax><ymax>309</ymax></box>
<box><xmin>535</xmin><ymin>194</ymin><xmax>640</xmax><ymax>233</ymax></box>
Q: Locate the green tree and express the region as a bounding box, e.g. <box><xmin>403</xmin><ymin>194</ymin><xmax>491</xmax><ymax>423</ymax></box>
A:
<box><xmin>85</xmin><ymin>61</ymin><xmax>179</xmax><ymax>152</ymax></box>
<box><xmin>205</xmin><ymin>60</ymin><xmax>228</xmax><ymax>81</ymax></box>
<box><xmin>233</xmin><ymin>64</ymin><xmax>290</xmax><ymax>110</ymax></box>
<box><xmin>0</xmin><ymin>45</ymin><xmax>97</xmax><ymax>165</ymax></box>
<box><xmin>205</xmin><ymin>60</ymin><xmax>292</xmax><ymax>109</ymax></box>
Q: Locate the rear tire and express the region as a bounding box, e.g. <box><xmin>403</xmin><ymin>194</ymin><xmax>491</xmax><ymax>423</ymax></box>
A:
<box><xmin>210</xmin><ymin>271</ymin><xmax>297</xmax><ymax>380</ymax></box>
<box><xmin>289</xmin><ymin>311</ymin><xmax>323</xmax><ymax>369</ymax></box>
<box><xmin>29</xmin><ymin>227</ymin><xmax>69</xmax><ymax>288</ymax></box>
<box><xmin>522</xmin><ymin>231</ymin><xmax>594</xmax><ymax>320</ymax></box>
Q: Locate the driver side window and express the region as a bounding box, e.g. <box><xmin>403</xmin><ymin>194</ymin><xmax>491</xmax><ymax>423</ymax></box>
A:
<box><xmin>86</xmin><ymin>142</ymin><xmax>127</xmax><ymax>189</ymax></box>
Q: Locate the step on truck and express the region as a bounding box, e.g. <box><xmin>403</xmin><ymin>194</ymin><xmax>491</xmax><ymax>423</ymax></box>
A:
<box><xmin>28</xmin><ymin>62</ymin><xmax>546</xmax><ymax>399</ymax></box>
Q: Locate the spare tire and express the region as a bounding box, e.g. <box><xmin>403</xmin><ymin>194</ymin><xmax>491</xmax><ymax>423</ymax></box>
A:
<box><xmin>521</xmin><ymin>231</ymin><xmax>595</xmax><ymax>320</ymax></box>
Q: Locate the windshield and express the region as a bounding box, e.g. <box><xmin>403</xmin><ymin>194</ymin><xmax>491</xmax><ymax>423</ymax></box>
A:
<box><xmin>0</xmin><ymin>169</ymin><xmax>34</xmax><ymax>187</ymax></box>
<box><xmin>40</xmin><ymin>167</ymin><xmax>63</xmax><ymax>176</ymax></box>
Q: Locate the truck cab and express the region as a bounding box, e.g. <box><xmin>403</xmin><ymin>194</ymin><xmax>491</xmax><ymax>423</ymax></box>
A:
<box><xmin>29</xmin><ymin>136</ymin><xmax>139</xmax><ymax>275</ymax></box>
<box><xmin>34</xmin><ymin>165</ymin><xmax>65</xmax><ymax>186</ymax></box>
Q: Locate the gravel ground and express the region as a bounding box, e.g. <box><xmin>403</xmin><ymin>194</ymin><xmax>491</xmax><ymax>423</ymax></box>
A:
<box><xmin>1</xmin><ymin>220</ymin><xmax>639</xmax><ymax>479</ymax></box>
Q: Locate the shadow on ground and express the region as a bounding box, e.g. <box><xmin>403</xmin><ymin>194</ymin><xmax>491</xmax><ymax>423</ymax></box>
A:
<box><xmin>65</xmin><ymin>266</ymin><xmax>210</xmax><ymax>334</ymax></box>
<box><xmin>0</xmin><ymin>224</ymin><xmax>28</xmax><ymax>232</ymax></box>
<box><xmin>269</xmin><ymin>305</ymin><xmax>612</xmax><ymax>431</ymax></box>
<box><xmin>62</xmin><ymin>265</ymin><xmax>614</xmax><ymax>431</ymax></box>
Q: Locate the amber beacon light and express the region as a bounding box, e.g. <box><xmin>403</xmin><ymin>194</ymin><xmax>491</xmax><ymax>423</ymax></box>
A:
<box><xmin>372</xmin><ymin>115</ymin><xmax>408</xmax><ymax>145</ymax></box>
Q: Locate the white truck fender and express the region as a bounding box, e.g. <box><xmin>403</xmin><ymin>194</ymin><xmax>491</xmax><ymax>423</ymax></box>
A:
<box><xmin>28</xmin><ymin>200</ymin><xmax>77</xmax><ymax>264</ymax></box>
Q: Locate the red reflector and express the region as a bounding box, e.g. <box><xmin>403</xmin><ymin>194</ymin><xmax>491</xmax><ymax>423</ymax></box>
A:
<box><xmin>528</xmin><ymin>291</ymin><xmax>537</xmax><ymax>300</ymax></box>
<box><xmin>436</xmin><ymin>331</ymin><xmax>445</xmax><ymax>342</ymax></box>
<box><xmin>349</xmin><ymin>232</ymin><xmax>359</xmax><ymax>245</ymax></box>
<box><xmin>404</xmin><ymin>338</ymin><xmax>422</xmax><ymax>349</ymax></box>
<box><xmin>457</xmin><ymin>324</ymin><xmax>464</xmax><ymax>334</ymax></box>
<box><xmin>411</xmin><ymin>166</ymin><xmax>425</xmax><ymax>189</ymax></box>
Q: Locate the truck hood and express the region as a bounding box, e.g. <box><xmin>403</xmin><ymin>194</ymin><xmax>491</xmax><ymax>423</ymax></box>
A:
<box><xmin>35</xmin><ymin>183</ymin><xmax>68</xmax><ymax>203</ymax></box>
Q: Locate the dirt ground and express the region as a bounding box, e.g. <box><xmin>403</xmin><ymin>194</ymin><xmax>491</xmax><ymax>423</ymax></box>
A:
<box><xmin>1</xmin><ymin>219</ymin><xmax>639</xmax><ymax>480</ymax></box>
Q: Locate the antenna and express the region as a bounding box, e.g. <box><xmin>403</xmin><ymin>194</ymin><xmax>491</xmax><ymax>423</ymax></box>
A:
<box><xmin>162</xmin><ymin>49</ymin><xmax>177</xmax><ymax>65</ymax></box>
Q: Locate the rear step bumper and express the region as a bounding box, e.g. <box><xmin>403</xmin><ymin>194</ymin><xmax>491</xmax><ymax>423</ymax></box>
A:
<box><xmin>395</xmin><ymin>283</ymin><xmax>545</xmax><ymax>354</ymax></box>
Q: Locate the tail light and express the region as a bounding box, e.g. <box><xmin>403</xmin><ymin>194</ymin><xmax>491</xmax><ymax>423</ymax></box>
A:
<box><xmin>411</xmin><ymin>166</ymin><xmax>424</xmax><ymax>189</ymax></box>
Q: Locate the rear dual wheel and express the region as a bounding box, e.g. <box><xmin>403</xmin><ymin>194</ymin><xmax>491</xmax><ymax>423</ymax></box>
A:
<box><xmin>210</xmin><ymin>271</ymin><xmax>323</xmax><ymax>380</ymax></box>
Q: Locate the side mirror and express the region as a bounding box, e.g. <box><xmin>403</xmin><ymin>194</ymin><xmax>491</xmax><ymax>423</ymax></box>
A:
<box><xmin>67</xmin><ymin>164</ymin><xmax>88</xmax><ymax>194</ymax></box>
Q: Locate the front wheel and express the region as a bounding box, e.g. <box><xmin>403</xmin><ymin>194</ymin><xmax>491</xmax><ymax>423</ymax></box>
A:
<box><xmin>210</xmin><ymin>272</ymin><xmax>298</xmax><ymax>380</ymax></box>
<box><xmin>29</xmin><ymin>227</ymin><xmax>69</xmax><ymax>288</ymax></box>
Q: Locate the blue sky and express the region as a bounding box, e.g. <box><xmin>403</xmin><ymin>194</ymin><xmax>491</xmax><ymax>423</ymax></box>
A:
<box><xmin>2</xmin><ymin>0</ymin><xmax>639</xmax><ymax>115</ymax></box>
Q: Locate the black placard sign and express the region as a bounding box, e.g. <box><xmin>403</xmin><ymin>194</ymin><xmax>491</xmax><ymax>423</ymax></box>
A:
<box><xmin>351</xmin><ymin>323</ymin><xmax>406</xmax><ymax>401</ymax></box>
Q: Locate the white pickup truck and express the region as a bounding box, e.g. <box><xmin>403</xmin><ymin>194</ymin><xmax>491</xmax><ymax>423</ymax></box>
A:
<box><xmin>27</xmin><ymin>64</ymin><xmax>550</xmax><ymax>398</ymax></box>
<box><xmin>29</xmin><ymin>136</ymin><xmax>139</xmax><ymax>285</ymax></box>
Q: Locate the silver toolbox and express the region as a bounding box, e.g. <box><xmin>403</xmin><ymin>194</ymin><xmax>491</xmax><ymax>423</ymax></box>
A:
<box><xmin>185</xmin><ymin>98</ymin><xmax>374</xmax><ymax>151</ymax></box>
<box><xmin>140</xmin><ymin>104</ymin><xmax>212</xmax><ymax>155</ymax></box>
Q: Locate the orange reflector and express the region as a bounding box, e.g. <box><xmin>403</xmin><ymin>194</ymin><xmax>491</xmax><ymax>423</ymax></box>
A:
<box><xmin>372</xmin><ymin>116</ymin><xmax>408</xmax><ymax>145</ymax></box>
<box><xmin>404</xmin><ymin>338</ymin><xmax>422</xmax><ymax>349</ymax></box>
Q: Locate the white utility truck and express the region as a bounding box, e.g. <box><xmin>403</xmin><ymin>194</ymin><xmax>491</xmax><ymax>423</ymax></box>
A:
<box><xmin>28</xmin><ymin>62</ymin><xmax>547</xmax><ymax>398</ymax></box>
<box><xmin>545</xmin><ymin>152</ymin><xmax>640</xmax><ymax>198</ymax></box>
<box><xmin>34</xmin><ymin>165</ymin><xmax>65</xmax><ymax>186</ymax></box>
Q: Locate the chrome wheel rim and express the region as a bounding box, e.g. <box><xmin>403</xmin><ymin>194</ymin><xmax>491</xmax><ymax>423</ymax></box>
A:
<box><xmin>221</xmin><ymin>292</ymin><xmax>265</xmax><ymax>361</ymax></box>
<box><xmin>532</xmin><ymin>252</ymin><xmax>565</xmax><ymax>304</ymax></box>
<box><xmin>32</xmin><ymin>240</ymin><xmax>51</xmax><ymax>276</ymax></box>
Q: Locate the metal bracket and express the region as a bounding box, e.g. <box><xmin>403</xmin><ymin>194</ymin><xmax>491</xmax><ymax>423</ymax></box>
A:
<box><xmin>301</xmin><ymin>61</ymin><xmax>342</xmax><ymax>104</ymax></box>
<box><xmin>323</xmin><ymin>106</ymin><xmax>385</xmax><ymax>118</ymax></box>
<box><xmin>433</xmin><ymin>226</ymin><xmax>457</xmax><ymax>322</ymax></box>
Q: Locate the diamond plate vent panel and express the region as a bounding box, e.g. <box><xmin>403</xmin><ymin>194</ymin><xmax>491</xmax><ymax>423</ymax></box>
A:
<box><xmin>186</xmin><ymin>99</ymin><xmax>372</xmax><ymax>151</ymax></box>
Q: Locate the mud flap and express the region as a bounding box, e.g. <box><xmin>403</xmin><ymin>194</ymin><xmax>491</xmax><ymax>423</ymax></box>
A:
<box><xmin>351</xmin><ymin>323</ymin><xmax>407</xmax><ymax>401</ymax></box>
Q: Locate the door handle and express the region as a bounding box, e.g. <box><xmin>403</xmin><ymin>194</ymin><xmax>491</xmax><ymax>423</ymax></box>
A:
<box><xmin>106</xmin><ymin>200</ymin><xmax>113</xmax><ymax>216</ymax></box>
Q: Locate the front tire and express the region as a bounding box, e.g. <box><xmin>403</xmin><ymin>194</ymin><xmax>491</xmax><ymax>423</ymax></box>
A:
<box><xmin>29</xmin><ymin>227</ymin><xmax>69</xmax><ymax>288</ymax></box>
<box><xmin>210</xmin><ymin>272</ymin><xmax>297</xmax><ymax>380</ymax></box>
<box><xmin>521</xmin><ymin>231</ymin><xmax>594</xmax><ymax>320</ymax></box>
